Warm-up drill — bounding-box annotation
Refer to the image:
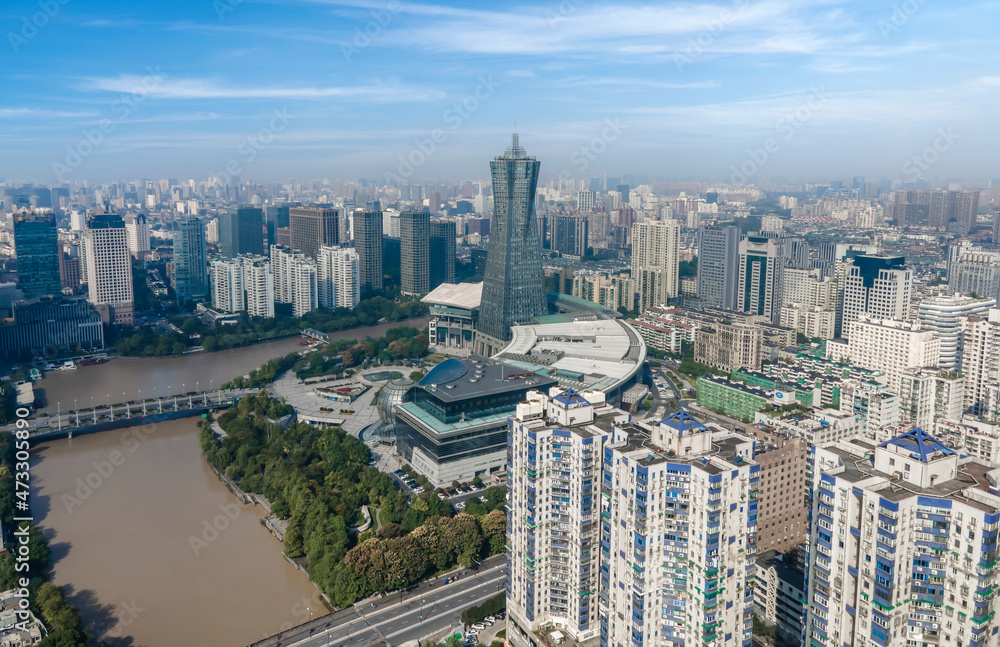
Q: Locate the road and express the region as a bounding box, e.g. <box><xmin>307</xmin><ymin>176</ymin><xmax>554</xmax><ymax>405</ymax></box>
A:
<box><xmin>249</xmin><ymin>556</ymin><xmax>506</xmax><ymax>647</ymax></box>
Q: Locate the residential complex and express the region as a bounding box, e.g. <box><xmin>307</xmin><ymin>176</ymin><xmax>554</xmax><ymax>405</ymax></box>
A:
<box><xmin>317</xmin><ymin>245</ymin><xmax>360</xmax><ymax>310</ymax></box>
<box><xmin>631</xmin><ymin>218</ymin><xmax>681</xmax><ymax>313</ymax></box>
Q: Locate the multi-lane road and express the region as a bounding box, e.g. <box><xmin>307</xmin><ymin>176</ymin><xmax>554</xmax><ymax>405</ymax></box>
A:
<box><xmin>249</xmin><ymin>556</ymin><xmax>506</xmax><ymax>647</ymax></box>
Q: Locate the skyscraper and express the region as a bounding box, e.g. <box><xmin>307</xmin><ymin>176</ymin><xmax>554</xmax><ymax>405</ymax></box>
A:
<box><xmin>399</xmin><ymin>211</ymin><xmax>430</xmax><ymax>295</ymax></box>
<box><xmin>696</xmin><ymin>225</ymin><xmax>741</xmax><ymax>309</ymax></box>
<box><xmin>353</xmin><ymin>209</ymin><xmax>383</xmax><ymax>296</ymax></box>
<box><xmin>13</xmin><ymin>212</ymin><xmax>60</xmax><ymax>299</ymax></box>
<box><xmin>632</xmin><ymin>219</ymin><xmax>681</xmax><ymax>312</ymax></box>
<box><xmin>917</xmin><ymin>293</ymin><xmax>995</xmax><ymax>370</ymax></box>
<box><xmin>220</xmin><ymin>205</ymin><xmax>264</xmax><ymax>258</ymax></box>
<box><xmin>841</xmin><ymin>254</ymin><xmax>911</xmax><ymax>337</ymax></box>
<box><xmin>241</xmin><ymin>256</ymin><xmax>274</xmax><ymax>318</ymax></box>
<box><xmin>289</xmin><ymin>206</ymin><xmax>341</xmax><ymax>259</ymax></box>
<box><xmin>550</xmin><ymin>214</ymin><xmax>589</xmax><ymax>257</ymax></box>
<box><xmin>475</xmin><ymin>135</ymin><xmax>547</xmax><ymax>354</ymax></box>
<box><xmin>83</xmin><ymin>214</ymin><xmax>134</xmax><ymax>325</ymax></box>
<box><xmin>270</xmin><ymin>245</ymin><xmax>317</xmax><ymax>317</ymax></box>
<box><xmin>172</xmin><ymin>214</ymin><xmax>208</xmax><ymax>304</ymax></box>
<box><xmin>210</xmin><ymin>258</ymin><xmax>244</xmax><ymax>313</ymax></box>
<box><xmin>738</xmin><ymin>234</ymin><xmax>807</xmax><ymax>324</ymax></box>
<box><xmin>429</xmin><ymin>220</ymin><xmax>456</xmax><ymax>289</ymax></box>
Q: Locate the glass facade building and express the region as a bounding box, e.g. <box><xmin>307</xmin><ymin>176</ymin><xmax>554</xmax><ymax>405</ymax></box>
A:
<box><xmin>13</xmin><ymin>212</ymin><xmax>61</xmax><ymax>299</ymax></box>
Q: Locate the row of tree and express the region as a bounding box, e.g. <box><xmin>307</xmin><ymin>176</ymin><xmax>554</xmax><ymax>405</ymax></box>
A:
<box><xmin>201</xmin><ymin>392</ymin><xmax>507</xmax><ymax>610</ymax></box>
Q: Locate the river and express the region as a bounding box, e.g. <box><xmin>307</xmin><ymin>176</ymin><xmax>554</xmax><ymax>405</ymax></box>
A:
<box><xmin>32</xmin><ymin>418</ymin><xmax>329</xmax><ymax>647</ymax></box>
<box><xmin>36</xmin><ymin>317</ymin><xmax>429</xmax><ymax>413</ymax></box>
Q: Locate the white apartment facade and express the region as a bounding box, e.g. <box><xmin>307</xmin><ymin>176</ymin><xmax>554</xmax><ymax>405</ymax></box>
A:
<box><xmin>210</xmin><ymin>258</ymin><xmax>244</xmax><ymax>313</ymax></box>
<box><xmin>631</xmin><ymin>219</ymin><xmax>681</xmax><ymax>312</ymax></box>
<box><xmin>124</xmin><ymin>214</ymin><xmax>151</xmax><ymax>257</ymax></box>
<box><xmin>897</xmin><ymin>367</ymin><xmax>964</xmax><ymax>431</ymax></box>
<box><xmin>961</xmin><ymin>308</ymin><xmax>1000</xmax><ymax>419</ymax></box>
<box><xmin>917</xmin><ymin>294</ymin><xmax>995</xmax><ymax>371</ymax></box>
<box><xmin>317</xmin><ymin>245</ymin><xmax>360</xmax><ymax>310</ymax></box>
<box><xmin>830</xmin><ymin>318</ymin><xmax>941</xmax><ymax>393</ymax></box>
<box><xmin>241</xmin><ymin>256</ymin><xmax>274</xmax><ymax>318</ymax></box>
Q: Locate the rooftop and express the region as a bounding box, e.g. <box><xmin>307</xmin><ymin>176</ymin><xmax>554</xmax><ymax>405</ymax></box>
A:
<box><xmin>879</xmin><ymin>427</ymin><xmax>955</xmax><ymax>462</ymax></box>
<box><xmin>417</xmin><ymin>356</ymin><xmax>557</xmax><ymax>403</ymax></box>
<box><xmin>421</xmin><ymin>281</ymin><xmax>483</xmax><ymax>310</ymax></box>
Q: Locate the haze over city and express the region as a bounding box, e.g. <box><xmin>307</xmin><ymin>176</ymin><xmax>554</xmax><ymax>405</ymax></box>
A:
<box><xmin>5</xmin><ymin>0</ymin><xmax>1000</xmax><ymax>183</ymax></box>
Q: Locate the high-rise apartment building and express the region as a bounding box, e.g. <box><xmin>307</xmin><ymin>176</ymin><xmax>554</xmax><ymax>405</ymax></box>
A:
<box><xmin>948</xmin><ymin>249</ymin><xmax>1000</xmax><ymax>303</ymax></box>
<box><xmin>697</xmin><ymin>226</ymin><xmax>741</xmax><ymax>310</ymax></box>
<box><xmin>961</xmin><ymin>308</ymin><xmax>1000</xmax><ymax>418</ymax></box>
<box><xmin>399</xmin><ymin>211</ymin><xmax>430</xmax><ymax>295</ymax></box>
<box><xmin>13</xmin><ymin>212</ymin><xmax>60</xmax><ymax>299</ymax></box>
<box><xmin>289</xmin><ymin>206</ymin><xmax>341</xmax><ymax>259</ymax></box>
<box><xmin>353</xmin><ymin>209</ymin><xmax>383</xmax><ymax>296</ymax></box>
<box><xmin>317</xmin><ymin>245</ymin><xmax>359</xmax><ymax>310</ymax></box>
<box><xmin>506</xmin><ymin>388</ymin><xmax>618</xmax><ymax>646</ymax></box>
<box><xmin>841</xmin><ymin>254</ymin><xmax>911</xmax><ymax>338</ymax></box>
<box><xmin>429</xmin><ymin>221</ymin><xmax>456</xmax><ymax>289</ymax></box>
<box><xmin>754</xmin><ymin>437</ymin><xmax>808</xmax><ymax>554</ymax></box>
<box><xmin>577</xmin><ymin>190</ymin><xmax>596</xmax><ymax>212</ymax></box>
<box><xmin>833</xmin><ymin>318</ymin><xmax>940</xmax><ymax>392</ymax></box>
<box><xmin>83</xmin><ymin>214</ymin><xmax>134</xmax><ymax>325</ymax></box>
<box><xmin>241</xmin><ymin>256</ymin><xmax>274</xmax><ymax>318</ymax></box>
<box><xmin>631</xmin><ymin>219</ymin><xmax>681</xmax><ymax>313</ymax></box>
<box><xmin>124</xmin><ymin>213</ymin><xmax>151</xmax><ymax>257</ymax></box>
<box><xmin>780</xmin><ymin>267</ymin><xmax>838</xmax><ymax>310</ymax></box>
<box><xmin>917</xmin><ymin>293</ymin><xmax>996</xmax><ymax>371</ymax></box>
<box><xmin>172</xmin><ymin>214</ymin><xmax>208</xmax><ymax>304</ymax></box>
<box><xmin>600</xmin><ymin>410</ymin><xmax>757</xmax><ymax>647</ymax></box>
<box><xmin>475</xmin><ymin>135</ymin><xmax>547</xmax><ymax>355</ymax></box>
<box><xmin>806</xmin><ymin>429</ymin><xmax>1000</xmax><ymax>647</ymax></box>
<box><xmin>893</xmin><ymin>189</ymin><xmax>980</xmax><ymax>231</ymax></box>
<box><xmin>897</xmin><ymin>366</ymin><xmax>964</xmax><ymax>429</ymax></box>
<box><xmin>210</xmin><ymin>258</ymin><xmax>244</xmax><ymax>313</ymax></box>
<box><xmin>551</xmin><ymin>215</ymin><xmax>589</xmax><ymax>257</ymax></box>
<box><xmin>220</xmin><ymin>205</ymin><xmax>264</xmax><ymax>258</ymax></box>
<box><xmin>270</xmin><ymin>245</ymin><xmax>317</xmax><ymax>316</ymax></box>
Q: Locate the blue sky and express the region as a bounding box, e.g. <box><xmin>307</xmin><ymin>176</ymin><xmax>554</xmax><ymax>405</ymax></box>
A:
<box><xmin>2</xmin><ymin>0</ymin><xmax>999</xmax><ymax>185</ymax></box>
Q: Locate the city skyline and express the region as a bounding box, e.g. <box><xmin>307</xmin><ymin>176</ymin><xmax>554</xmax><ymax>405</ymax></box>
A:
<box><xmin>3</xmin><ymin>1</ymin><xmax>1000</xmax><ymax>183</ymax></box>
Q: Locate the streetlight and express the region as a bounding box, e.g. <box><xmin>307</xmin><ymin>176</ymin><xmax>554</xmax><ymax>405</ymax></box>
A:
<box><xmin>124</xmin><ymin>391</ymin><xmax>128</xmax><ymax>418</ymax></box>
<box><xmin>91</xmin><ymin>396</ymin><xmax>96</xmax><ymax>423</ymax></box>
<box><xmin>107</xmin><ymin>394</ymin><xmax>111</xmax><ymax>419</ymax></box>
<box><xmin>74</xmin><ymin>399</ymin><xmax>78</xmax><ymax>427</ymax></box>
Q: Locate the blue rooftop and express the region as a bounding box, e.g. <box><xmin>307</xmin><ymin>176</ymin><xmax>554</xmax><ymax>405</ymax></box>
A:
<box><xmin>419</xmin><ymin>358</ymin><xmax>468</xmax><ymax>387</ymax></box>
<box><xmin>879</xmin><ymin>427</ymin><xmax>955</xmax><ymax>462</ymax></box>
<box><xmin>659</xmin><ymin>410</ymin><xmax>708</xmax><ymax>435</ymax></box>
<box><xmin>552</xmin><ymin>387</ymin><xmax>590</xmax><ymax>407</ymax></box>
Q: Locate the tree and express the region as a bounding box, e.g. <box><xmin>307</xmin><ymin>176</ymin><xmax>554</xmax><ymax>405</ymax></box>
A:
<box><xmin>284</xmin><ymin>520</ymin><xmax>305</xmax><ymax>558</ymax></box>
<box><xmin>409</xmin><ymin>370</ymin><xmax>425</xmax><ymax>381</ymax></box>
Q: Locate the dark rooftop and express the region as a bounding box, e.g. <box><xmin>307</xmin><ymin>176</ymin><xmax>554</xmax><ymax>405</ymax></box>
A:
<box><xmin>418</xmin><ymin>356</ymin><xmax>557</xmax><ymax>402</ymax></box>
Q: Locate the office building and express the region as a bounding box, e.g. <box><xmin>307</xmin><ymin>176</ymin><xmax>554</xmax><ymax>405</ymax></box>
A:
<box><xmin>172</xmin><ymin>214</ymin><xmax>208</xmax><ymax>304</ymax></box>
<box><xmin>599</xmin><ymin>411</ymin><xmax>757</xmax><ymax>647</ymax></box>
<box><xmin>830</xmin><ymin>318</ymin><xmax>940</xmax><ymax>393</ymax></box>
<box><xmin>265</xmin><ymin>202</ymin><xmax>297</xmax><ymax>245</ymax></box>
<box><xmin>917</xmin><ymin>293</ymin><xmax>995</xmax><ymax>371</ymax></box>
<box><xmin>422</xmin><ymin>282</ymin><xmax>482</xmax><ymax>349</ymax></box>
<box><xmin>505</xmin><ymin>388</ymin><xmax>621</xmax><ymax>646</ymax></box>
<box><xmin>317</xmin><ymin>245</ymin><xmax>359</xmax><ymax>310</ymax></box>
<box><xmin>353</xmin><ymin>209</ymin><xmax>383</xmax><ymax>296</ymax></box>
<box><xmin>551</xmin><ymin>215</ymin><xmax>589</xmax><ymax>257</ymax></box>
<box><xmin>82</xmin><ymin>214</ymin><xmax>134</xmax><ymax>325</ymax></box>
<box><xmin>737</xmin><ymin>235</ymin><xmax>785</xmax><ymax>323</ymax></box>
<box><xmin>429</xmin><ymin>221</ymin><xmax>456</xmax><ymax>289</ymax></box>
<box><xmin>697</xmin><ymin>225</ymin><xmax>741</xmax><ymax>309</ymax></box>
<box><xmin>400</xmin><ymin>211</ymin><xmax>430</xmax><ymax>295</ymax></box>
<box><xmin>841</xmin><ymin>254</ymin><xmax>911</xmax><ymax>337</ymax></box>
<box><xmin>124</xmin><ymin>213</ymin><xmax>150</xmax><ymax>257</ymax></box>
<box><xmin>395</xmin><ymin>357</ymin><xmax>557</xmax><ymax>487</ymax></box>
<box><xmin>289</xmin><ymin>206</ymin><xmax>341</xmax><ymax>259</ymax></box>
<box><xmin>632</xmin><ymin>218</ymin><xmax>681</xmax><ymax>312</ymax></box>
<box><xmin>752</xmin><ymin>552</ymin><xmax>805</xmax><ymax>647</ymax></box>
<box><xmin>13</xmin><ymin>212</ymin><xmax>60</xmax><ymax>299</ymax></box>
<box><xmin>210</xmin><ymin>258</ymin><xmax>244</xmax><ymax>313</ymax></box>
<box><xmin>694</xmin><ymin>321</ymin><xmax>763</xmax><ymax>372</ymax></box>
<box><xmin>948</xmin><ymin>249</ymin><xmax>1000</xmax><ymax>303</ymax></box>
<box><xmin>0</xmin><ymin>297</ymin><xmax>104</xmax><ymax>360</ymax></box>
<box><xmin>806</xmin><ymin>430</ymin><xmax>1000</xmax><ymax>647</ymax></box>
<box><xmin>475</xmin><ymin>135</ymin><xmax>547</xmax><ymax>355</ymax></box>
<box><xmin>220</xmin><ymin>205</ymin><xmax>264</xmax><ymax>258</ymax></box>
<box><xmin>240</xmin><ymin>255</ymin><xmax>274</xmax><ymax>319</ymax></box>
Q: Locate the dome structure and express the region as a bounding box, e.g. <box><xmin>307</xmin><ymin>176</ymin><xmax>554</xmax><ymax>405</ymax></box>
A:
<box><xmin>377</xmin><ymin>378</ymin><xmax>415</xmax><ymax>426</ymax></box>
